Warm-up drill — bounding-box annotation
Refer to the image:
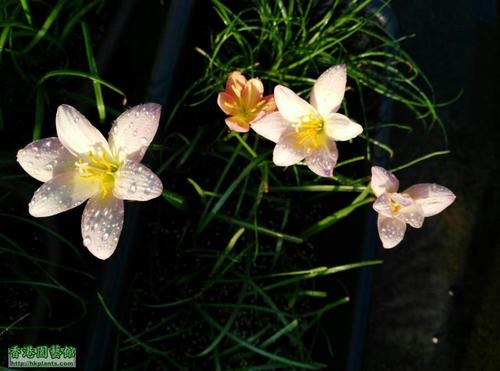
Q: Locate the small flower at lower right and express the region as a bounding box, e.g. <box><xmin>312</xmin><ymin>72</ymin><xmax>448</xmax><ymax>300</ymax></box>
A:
<box><xmin>370</xmin><ymin>166</ymin><xmax>456</xmax><ymax>249</ymax></box>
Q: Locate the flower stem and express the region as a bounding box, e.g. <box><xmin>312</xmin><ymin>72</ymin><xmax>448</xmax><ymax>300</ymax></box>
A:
<box><xmin>233</xmin><ymin>133</ymin><xmax>257</xmax><ymax>158</ymax></box>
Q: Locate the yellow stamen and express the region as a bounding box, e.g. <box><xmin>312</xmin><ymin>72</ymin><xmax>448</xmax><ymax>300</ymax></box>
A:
<box><xmin>76</xmin><ymin>151</ymin><xmax>119</xmax><ymax>198</ymax></box>
<box><xmin>389</xmin><ymin>197</ymin><xmax>401</xmax><ymax>213</ymax></box>
<box><xmin>293</xmin><ymin>112</ymin><xmax>325</xmax><ymax>151</ymax></box>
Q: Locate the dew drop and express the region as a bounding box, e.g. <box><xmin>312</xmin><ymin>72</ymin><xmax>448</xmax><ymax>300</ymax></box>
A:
<box><xmin>133</xmin><ymin>129</ymin><xmax>138</xmax><ymax>136</ymax></box>
<box><xmin>27</xmin><ymin>161</ymin><xmax>33</xmax><ymax>167</ymax></box>
<box><xmin>33</xmin><ymin>169</ymin><xmax>40</xmax><ymax>175</ymax></box>
<box><xmin>140</xmin><ymin>137</ymin><xmax>148</xmax><ymax>145</ymax></box>
<box><xmin>94</xmin><ymin>210</ymin><xmax>101</xmax><ymax>218</ymax></box>
<box><xmin>128</xmin><ymin>122</ymin><xmax>134</xmax><ymax>129</ymax></box>
<box><xmin>144</xmin><ymin>187</ymin><xmax>151</xmax><ymax>195</ymax></box>
<box><xmin>129</xmin><ymin>182</ymin><xmax>137</xmax><ymax>193</ymax></box>
<box><xmin>84</xmin><ymin>224</ymin><xmax>90</xmax><ymax>231</ymax></box>
<box><xmin>44</xmin><ymin>164</ymin><xmax>53</xmax><ymax>171</ymax></box>
<box><xmin>35</xmin><ymin>153</ymin><xmax>41</xmax><ymax>159</ymax></box>
<box><xmin>45</xmin><ymin>141</ymin><xmax>51</xmax><ymax>148</ymax></box>
<box><xmin>102</xmin><ymin>232</ymin><xmax>109</xmax><ymax>241</ymax></box>
<box><xmin>83</xmin><ymin>236</ymin><xmax>91</xmax><ymax>246</ymax></box>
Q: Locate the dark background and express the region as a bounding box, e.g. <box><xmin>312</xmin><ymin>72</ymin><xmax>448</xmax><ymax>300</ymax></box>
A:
<box><xmin>363</xmin><ymin>0</ymin><xmax>500</xmax><ymax>370</ymax></box>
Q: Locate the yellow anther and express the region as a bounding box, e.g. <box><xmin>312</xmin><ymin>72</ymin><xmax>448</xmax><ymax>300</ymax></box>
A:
<box><xmin>76</xmin><ymin>151</ymin><xmax>119</xmax><ymax>197</ymax></box>
<box><xmin>293</xmin><ymin>112</ymin><xmax>325</xmax><ymax>150</ymax></box>
<box><xmin>390</xmin><ymin>197</ymin><xmax>401</xmax><ymax>213</ymax></box>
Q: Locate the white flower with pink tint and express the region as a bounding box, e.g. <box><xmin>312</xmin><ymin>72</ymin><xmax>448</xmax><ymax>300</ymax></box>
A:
<box><xmin>371</xmin><ymin>166</ymin><xmax>456</xmax><ymax>249</ymax></box>
<box><xmin>252</xmin><ymin>64</ymin><xmax>363</xmax><ymax>177</ymax></box>
<box><xmin>17</xmin><ymin>104</ymin><xmax>163</xmax><ymax>259</ymax></box>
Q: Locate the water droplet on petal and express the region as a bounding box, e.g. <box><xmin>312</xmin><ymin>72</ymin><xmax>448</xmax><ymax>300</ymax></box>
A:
<box><xmin>83</xmin><ymin>236</ymin><xmax>91</xmax><ymax>246</ymax></box>
<box><xmin>128</xmin><ymin>122</ymin><xmax>134</xmax><ymax>129</ymax></box>
<box><xmin>144</xmin><ymin>187</ymin><xmax>151</xmax><ymax>195</ymax></box>
<box><xmin>27</xmin><ymin>161</ymin><xmax>33</xmax><ymax>167</ymax></box>
<box><xmin>102</xmin><ymin>232</ymin><xmax>109</xmax><ymax>241</ymax></box>
<box><xmin>133</xmin><ymin>129</ymin><xmax>138</xmax><ymax>136</ymax></box>
<box><xmin>140</xmin><ymin>137</ymin><xmax>148</xmax><ymax>145</ymax></box>
<box><xmin>44</xmin><ymin>164</ymin><xmax>53</xmax><ymax>171</ymax></box>
<box><xmin>94</xmin><ymin>210</ymin><xmax>100</xmax><ymax>217</ymax></box>
<box><xmin>35</xmin><ymin>153</ymin><xmax>41</xmax><ymax>159</ymax></box>
<box><xmin>129</xmin><ymin>182</ymin><xmax>137</xmax><ymax>193</ymax></box>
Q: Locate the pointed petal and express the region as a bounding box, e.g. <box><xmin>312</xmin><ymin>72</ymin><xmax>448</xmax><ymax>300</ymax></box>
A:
<box><xmin>113</xmin><ymin>160</ymin><xmax>163</xmax><ymax>201</ymax></box>
<box><xmin>310</xmin><ymin>64</ymin><xmax>347</xmax><ymax>116</ymax></box>
<box><xmin>274</xmin><ymin>85</ymin><xmax>314</xmax><ymax>122</ymax></box>
<box><xmin>217</xmin><ymin>92</ymin><xmax>239</xmax><ymax>115</ymax></box>
<box><xmin>370</xmin><ymin>166</ymin><xmax>399</xmax><ymax>197</ymax></box>
<box><xmin>273</xmin><ymin>129</ymin><xmax>306</xmax><ymax>166</ymax></box>
<box><xmin>373</xmin><ymin>193</ymin><xmax>393</xmax><ymax>218</ymax></box>
<box><xmin>28</xmin><ymin>171</ymin><xmax>98</xmax><ymax>217</ymax></box>
<box><xmin>377</xmin><ymin>214</ymin><xmax>407</xmax><ymax>249</ymax></box>
<box><xmin>251</xmin><ymin>112</ymin><xmax>290</xmax><ymax>143</ymax></box>
<box><xmin>305</xmin><ymin>140</ymin><xmax>338</xmax><ymax>177</ymax></box>
<box><xmin>108</xmin><ymin>103</ymin><xmax>161</xmax><ymax>163</ymax></box>
<box><xmin>81</xmin><ymin>196</ymin><xmax>124</xmax><ymax>260</ymax></box>
<box><xmin>324</xmin><ymin>113</ymin><xmax>363</xmax><ymax>141</ymax></box>
<box><xmin>17</xmin><ymin>137</ymin><xmax>75</xmax><ymax>182</ymax></box>
<box><xmin>396</xmin><ymin>202</ymin><xmax>425</xmax><ymax>228</ymax></box>
<box><xmin>56</xmin><ymin>104</ymin><xmax>110</xmax><ymax>157</ymax></box>
<box><xmin>404</xmin><ymin>183</ymin><xmax>456</xmax><ymax>217</ymax></box>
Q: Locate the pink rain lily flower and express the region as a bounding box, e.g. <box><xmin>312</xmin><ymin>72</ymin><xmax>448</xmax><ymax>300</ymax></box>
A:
<box><xmin>217</xmin><ymin>71</ymin><xmax>276</xmax><ymax>132</ymax></box>
<box><xmin>371</xmin><ymin>166</ymin><xmax>456</xmax><ymax>249</ymax></box>
<box><xmin>252</xmin><ymin>64</ymin><xmax>363</xmax><ymax>177</ymax></box>
<box><xmin>17</xmin><ymin>103</ymin><xmax>164</xmax><ymax>260</ymax></box>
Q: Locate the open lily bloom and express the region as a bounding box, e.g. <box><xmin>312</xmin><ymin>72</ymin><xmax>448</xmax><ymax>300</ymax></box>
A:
<box><xmin>217</xmin><ymin>71</ymin><xmax>276</xmax><ymax>132</ymax></box>
<box><xmin>17</xmin><ymin>104</ymin><xmax>163</xmax><ymax>260</ymax></box>
<box><xmin>252</xmin><ymin>64</ymin><xmax>363</xmax><ymax>177</ymax></box>
<box><xmin>371</xmin><ymin>166</ymin><xmax>456</xmax><ymax>249</ymax></box>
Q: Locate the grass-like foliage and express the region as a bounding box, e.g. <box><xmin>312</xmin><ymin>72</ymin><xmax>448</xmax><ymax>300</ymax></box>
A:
<box><xmin>0</xmin><ymin>0</ymin><xmax>451</xmax><ymax>369</ymax></box>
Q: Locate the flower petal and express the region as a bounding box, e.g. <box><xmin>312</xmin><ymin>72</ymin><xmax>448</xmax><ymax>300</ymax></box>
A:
<box><xmin>28</xmin><ymin>171</ymin><xmax>98</xmax><ymax>217</ymax></box>
<box><xmin>262</xmin><ymin>94</ymin><xmax>277</xmax><ymax>113</ymax></box>
<box><xmin>305</xmin><ymin>139</ymin><xmax>338</xmax><ymax>177</ymax></box>
<box><xmin>251</xmin><ymin>112</ymin><xmax>290</xmax><ymax>143</ymax></box>
<box><xmin>377</xmin><ymin>214</ymin><xmax>407</xmax><ymax>249</ymax></box>
<box><xmin>395</xmin><ymin>202</ymin><xmax>425</xmax><ymax>228</ymax></box>
<box><xmin>217</xmin><ymin>92</ymin><xmax>239</xmax><ymax>116</ymax></box>
<box><xmin>370</xmin><ymin>166</ymin><xmax>399</xmax><ymax>197</ymax></box>
<box><xmin>108</xmin><ymin>103</ymin><xmax>161</xmax><ymax>162</ymax></box>
<box><xmin>404</xmin><ymin>183</ymin><xmax>456</xmax><ymax>217</ymax></box>
<box><xmin>225</xmin><ymin>117</ymin><xmax>250</xmax><ymax>133</ymax></box>
<box><xmin>56</xmin><ymin>104</ymin><xmax>110</xmax><ymax>157</ymax></box>
<box><xmin>17</xmin><ymin>137</ymin><xmax>75</xmax><ymax>182</ymax></box>
<box><xmin>310</xmin><ymin>64</ymin><xmax>347</xmax><ymax>116</ymax></box>
<box><xmin>274</xmin><ymin>85</ymin><xmax>314</xmax><ymax>122</ymax></box>
<box><xmin>373</xmin><ymin>193</ymin><xmax>393</xmax><ymax>218</ymax></box>
<box><xmin>273</xmin><ymin>129</ymin><xmax>306</xmax><ymax>166</ymax></box>
<box><xmin>81</xmin><ymin>195</ymin><xmax>124</xmax><ymax>260</ymax></box>
<box><xmin>226</xmin><ymin>71</ymin><xmax>246</xmax><ymax>96</ymax></box>
<box><xmin>242</xmin><ymin>78</ymin><xmax>264</xmax><ymax>108</ymax></box>
<box><xmin>113</xmin><ymin>160</ymin><xmax>163</xmax><ymax>201</ymax></box>
<box><xmin>323</xmin><ymin>113</ymin><xmax>363</xmax><ymax>141</ymax></box>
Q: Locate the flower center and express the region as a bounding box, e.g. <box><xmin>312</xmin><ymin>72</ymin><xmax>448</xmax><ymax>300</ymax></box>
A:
<box><xmin>389</xmin><ymin>196</ymin><xmax>401</xmax><ymax>213</ymax></box>
<box><xmin>293</xmin><ymin>112</ymin><xmax>326</xmax><ymax>151</ymax></box>
<box><xmin>75</xmin><ymin>151</ymin><xmax>119</xmax><ymax>197</ymax></box>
